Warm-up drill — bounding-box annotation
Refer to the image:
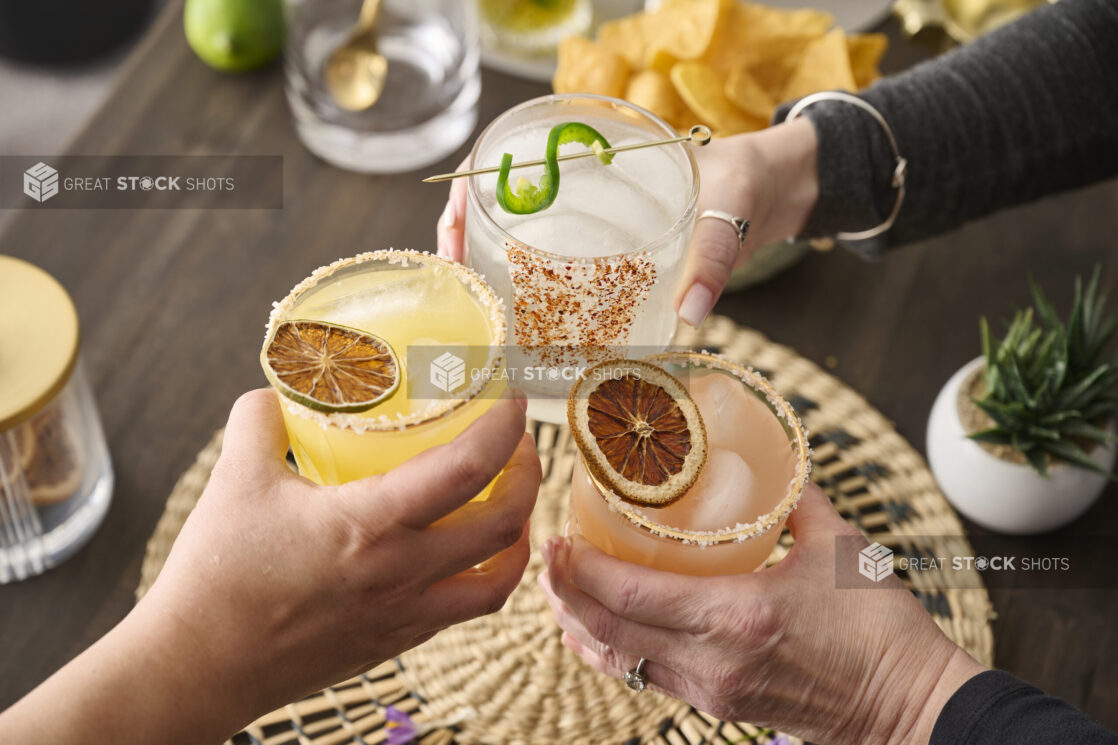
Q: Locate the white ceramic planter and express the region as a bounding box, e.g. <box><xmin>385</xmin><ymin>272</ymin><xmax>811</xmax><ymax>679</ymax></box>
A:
<box><xmin>927</xmin><ymin>356</ymin><xmax>1117</xmax><ymax>535</ymax></box>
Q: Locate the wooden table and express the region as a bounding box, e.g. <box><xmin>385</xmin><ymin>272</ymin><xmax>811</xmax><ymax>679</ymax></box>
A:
<box><xmin>2</xmin><ymin>0</ymin><xmax>1117</xmax><ymax>732</ymax></box>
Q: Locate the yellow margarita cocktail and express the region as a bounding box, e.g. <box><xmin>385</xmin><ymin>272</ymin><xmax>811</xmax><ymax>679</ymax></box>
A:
<box><xmin>261</xmin><ymin>250</ymin><xmax>506</xmax><ymax>488</ymax></box>
<box><xmin>567</xmin><ymin>353</ymin><xmax>810</xmax><ymax>576</ymax></box>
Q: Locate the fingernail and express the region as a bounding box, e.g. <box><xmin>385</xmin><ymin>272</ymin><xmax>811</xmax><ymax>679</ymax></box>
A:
<box><xmin>441</xmin><ymin>201</ymin><xmax>458</xmax><ymax>230</ymax></box>
<box><xmin>678</xmin><ymin>283</ymin><xmax>714</xmax><ymax>328</ymax></box>
<box><xmin>541</xmin><ymin>538</ymin><xmax>556</xmax><ymax>566</ymax></box>
<box><xmin>561</xmin><ymin>632</ymin><xmax>584</xmax><ymax>653</ymax></box>
<box><xmin>508</xmin><ymin>387</ymin><xmax>528</xmax><ymax>412</ymax></box>
<box><xmin>554</xmin><ymin>536</ymin><xmax>570</xmax><ymax>569</ymax></box>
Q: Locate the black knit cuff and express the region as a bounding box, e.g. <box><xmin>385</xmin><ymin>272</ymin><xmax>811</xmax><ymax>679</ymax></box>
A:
<box><xmin>930</xmin><ymin>670</ymin><xmax>1037</xmax><ymax>745</ymax></box>
<box><xmin>773</xmin><ymin>93</ymin><xmax>900</xmax><ymax>259</ymax></box>
<box><xmin>931</xmin><ymin>669</ymin><xmax>1118</xmax><ymax>745</ymax></box>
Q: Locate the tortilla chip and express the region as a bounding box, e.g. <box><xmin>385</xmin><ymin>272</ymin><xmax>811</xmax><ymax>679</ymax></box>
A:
<box><xmin>669</xmin><ymin>100</ymin><xmax>704</xmax><ymax>131</ymax></box>
<box><xmin>725</xmin><ymin>65</ymin><xmax>776</xmax><ymax>120</ymax></box>
<box><xmin>671</xmin><ymin>61</ymin><xmax>764</xmax><ymax>134</ymax></box>
<box><xmin>568</xmin><ymin>0</ymin><xmax>860</xmax><ymax>132</ymax></box>
<box><xmin>739</xmin><ymin>2</ymin><xmax>833</xmax><ymax>39</ymax></box>
<box><xmin>702</xmin><ymin>2</ymin><xmax>831</xmax><ymax>79</ymax></box>
<box><xmin>597</xmin><ymin>12</ymin><xmax>654</xmax><ymax>69</ymax></box>
<box><xmin>643</xmin><ymin>0</ymin><xmax>726</xmax><ymax>62</ymax></box>
<box><xmin>847</xmin><ymin>33</ymin><xmax>888</xmax><ymax>89</ymax></box>
<box><xmin>553</xmin><ymin>36</ymin><xmax>631</xmax><ymax>98</ymax></box>
<box><xmin>745</xmin><ymin>33</ymin><xmax>820</xmax><ymax>101</ymax></box>
<box><xmin>625</xmin><ymin>69</ymin><xmax>688</xmax><ymax>125</ymax></box>
<box><xmin>782</xmin><ymin>29</ymin><xmax>855</xmax><ymax>101</ymax></box>
<box><xmin>644</xmin><ymin>47</ymin><xmax>680</xmax><ymax>75</ymax></box>
<box><xmin>698</xmin><ymin>1</ymin><xmax>753</xmax><ymax>77</ymax></box>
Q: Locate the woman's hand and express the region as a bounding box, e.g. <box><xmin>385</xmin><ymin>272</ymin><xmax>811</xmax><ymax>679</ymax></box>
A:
<box><xmin>675</xmin><ymin>117</ymin><xmax>818</xmax><ymax>326</ymax></box>
<box><xmin>436</xmin><ymin>156</ymin><xmax>470</xmax><ymax>263</ymax></box>
<box><xmin>539</xmin><ymin>484</ymin><xmax>985</xmax><ymax>745</ymax></box>
<box><xmin>435</xmin><ymin>117</ymin><xmax>820</xmax><ymax>327</ymax></box>
<box><xmin>1</xmin><ymin>389</ymin><xmax>541</xmax><ymax>745</ymax></box>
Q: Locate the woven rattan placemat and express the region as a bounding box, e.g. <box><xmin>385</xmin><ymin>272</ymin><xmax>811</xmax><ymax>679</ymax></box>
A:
<box><xmin>136</xmin><ymin>315</ymin><xmax>994</xmax><ymax>745</ymax></box>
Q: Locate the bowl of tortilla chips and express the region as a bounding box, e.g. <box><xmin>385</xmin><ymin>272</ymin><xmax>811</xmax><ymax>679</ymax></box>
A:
<box><xmin>554</xmin><ymin>0</ymin><xmax>887</xmax><ymax>135</ymax></box>
<box><xmin>553</xmin><ymin>0</ymin><xmax>888</xmax><ymax>288</ymax></box>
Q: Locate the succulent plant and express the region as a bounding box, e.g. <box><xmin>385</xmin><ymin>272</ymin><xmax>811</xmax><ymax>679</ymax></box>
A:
<box><xmin>970</xmin><ymin>267</ymin><xmax>1118</xmax><ymax>479</ymax></box>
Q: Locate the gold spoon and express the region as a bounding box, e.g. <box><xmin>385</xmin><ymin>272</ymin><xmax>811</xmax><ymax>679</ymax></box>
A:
<box><xmin>421</xmin><ymin>125</ymin><xmax>712</xmax><ymax>183</ymax></box>
<box><xmin>323</xmin><ymin>0</ymin><xmax>388</xmax><ymax>112</ymax></box>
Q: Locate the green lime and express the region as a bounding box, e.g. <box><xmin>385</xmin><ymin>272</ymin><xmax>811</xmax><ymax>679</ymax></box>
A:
<box><xmin>184</xmin><ymin>0</ymin><xmax>283</xmax><ymax>73</ymax></box>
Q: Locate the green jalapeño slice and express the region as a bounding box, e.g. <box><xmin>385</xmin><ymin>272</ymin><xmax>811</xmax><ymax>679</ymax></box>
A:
<box><xmin>496</xmin><ymin>121</ymin><xmax>613</xmax><ymax>215</ymax></box>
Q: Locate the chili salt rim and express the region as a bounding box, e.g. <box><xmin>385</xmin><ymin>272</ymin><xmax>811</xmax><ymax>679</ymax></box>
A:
<box><xmin>466</xmin><ymin>93</ymin><xmax>700</xmax><ymax>267</ymax></box>
<box><xmin>263</xmin><ymin>250</ymin><xmax>507</xmax><ymax>433</ymax></box>
<box><xmin>586</xmin><ymin>351</ymin><xmax>812</xmax><ymax>546</ymax></box>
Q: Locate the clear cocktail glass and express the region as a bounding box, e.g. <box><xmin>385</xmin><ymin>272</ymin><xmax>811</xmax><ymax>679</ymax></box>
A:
<box><xmin>568</xmin><ymin>352</ymin><xmax>811</xmax><ymax>575</ymax></box>
<box><xmin>464</xmin><ymin>94</ymin><xmax>699</xmax><ymax>421</ymax></box>
<box><xmin>261</xmin><ymin>250</ymin><xmax>506</xmax><ymax>492</ymax></box>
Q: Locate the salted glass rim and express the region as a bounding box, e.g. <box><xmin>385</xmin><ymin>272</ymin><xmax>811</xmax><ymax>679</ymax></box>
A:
<box><xmin>586</xmin><ymin>351</ymin><xmax>812</xmax><ymax>546</ymax></box>
<box><xmin>466</xmin><ymin>93</ymin><xmax>700</xmax><ymax>265</ymax></box>
<box><xmin>262</xmin><ymin>249</ymin><xmax>507</xmax><ymax>433</ymax></box>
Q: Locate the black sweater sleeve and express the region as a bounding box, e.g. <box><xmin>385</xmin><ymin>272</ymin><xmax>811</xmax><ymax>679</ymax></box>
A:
<box><xmin>931</xmin><ymin>670</ymin><xmax>1118</xmax><ymax>745</ymax></box>
<box><xmin>774</xmin><ymin>0</ymin><xmax>1118</xmax><ymax>257</ymax></box>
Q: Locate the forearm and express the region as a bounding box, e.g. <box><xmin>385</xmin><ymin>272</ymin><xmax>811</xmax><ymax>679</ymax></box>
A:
<box><xmin>0</xmin><ymin>602</ymin><xmax>249</xmax><ymax>745</ymax></box>
<box><xmin>743</xmin><ymin>116</ymin><xmax>819</xmax><ymax>249</ymax></box>
<box><xmin>887</xmin><ymin>645</ymin><xmax>986</xmax><ymax>745</ymax></box>
<box><xmin>834</xmin><ymin>626</ymin><xmax>985</xmax><ymax>745</ymax></box>
<box><xmin>778</xmin><ymin>0</ymin><xmax>1118</xmax><ymax>256</ymax></box>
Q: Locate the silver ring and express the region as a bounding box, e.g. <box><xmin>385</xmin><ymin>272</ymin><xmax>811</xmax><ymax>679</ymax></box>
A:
<box><xmin>624</xmin><ymin>658</ymin><xmax>648</xmax><ymax>692</ymax></box>
<box><xmin>698</xmin><ymin>209</ymin><xmax>750</xmax><ymax>250</ymax></box>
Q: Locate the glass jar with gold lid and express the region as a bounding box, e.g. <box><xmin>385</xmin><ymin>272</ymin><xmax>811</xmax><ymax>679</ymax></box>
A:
<box><xmin>0</xmin><ymin>255</ymin><xmax>113</xmax><ymax>583</ymax></box>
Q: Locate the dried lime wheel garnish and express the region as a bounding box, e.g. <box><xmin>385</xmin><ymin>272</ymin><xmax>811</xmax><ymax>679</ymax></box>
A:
<box><xmin>263</xmin><ymin>320</ymin><xmax>400</xmax><ymax>413</ymax></box>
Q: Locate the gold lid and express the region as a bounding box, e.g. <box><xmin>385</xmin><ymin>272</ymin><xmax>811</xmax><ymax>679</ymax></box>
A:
<box><xmin>0</xmin><ymin>255</ymin><xmax>80</xmax><ymax>431</ymax></box>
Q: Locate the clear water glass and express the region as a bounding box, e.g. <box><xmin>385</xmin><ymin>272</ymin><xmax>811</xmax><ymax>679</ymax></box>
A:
<box><xmin>284</xmin><ymin>0</ymin><xmax>480</xmax><ymax>173</ymax></box>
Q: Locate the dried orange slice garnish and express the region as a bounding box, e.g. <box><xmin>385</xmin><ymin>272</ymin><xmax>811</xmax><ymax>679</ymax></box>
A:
<box><xmin>568</xmin><ymin>359</ymin><xmax>707</xmax><ymax>507</ymax></box>
<box><xmin>263</xmin><ymin>320</ymin><xmax>400</xmax><ymax>413</ymax></box>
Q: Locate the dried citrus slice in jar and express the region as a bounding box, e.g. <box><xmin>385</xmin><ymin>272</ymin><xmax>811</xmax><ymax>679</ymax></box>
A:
<box><xmin>263</xmin><ymin>320</ymin><xmax>400</xmax><ymax>414</ymax></box>
<box><xmin>568</xmin><ymin>359</ymin><xmax>707</xmax><ymax>507</ymax></box>
<box><xmin>26</xmin><ymin>405</ymin><xmax>84</xmax><ymax>505</ymax></box>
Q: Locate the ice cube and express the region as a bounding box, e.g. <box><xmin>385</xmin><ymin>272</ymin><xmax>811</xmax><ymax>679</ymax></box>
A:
<box><xmin>305</xmin><ymin>268</ymin><xmax>423</xmax><ymax>327</ymax></box>
<box><xmin>653</xmin><ymin>448</ymin><xmax>761</xmax><ymax>532</ymax></box>
<box><xmin>508</xmin><ymin>211</ymin><xmax>638</xmax><ymax>258</ymax></box>
<box><xmin>685</xmin><ymin>371</ymin><xmax>798</xmax><ymax>524</ymax></box>
<box><xmin>689</xmin><ymin>371</ymin><xmax>765</xmax><ymax>453</ymax></box>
